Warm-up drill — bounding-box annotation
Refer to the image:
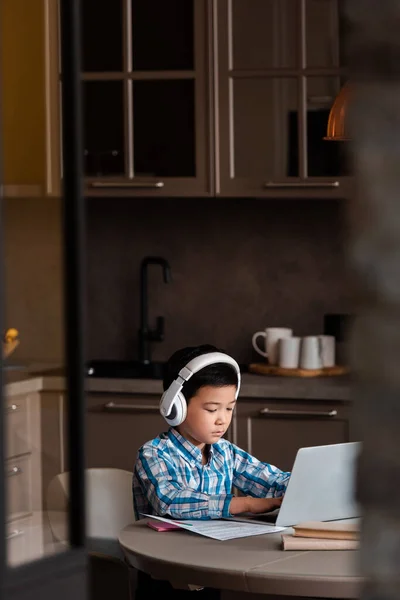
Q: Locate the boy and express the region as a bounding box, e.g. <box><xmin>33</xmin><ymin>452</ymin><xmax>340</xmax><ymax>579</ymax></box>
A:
<box><xmin>133</xmin><ymin>344</ymin><xmax>291</xmax><ymax>600</ymax></box>
<box><xmin>133</xmin><ymin>344</ymin><xmax>290</xmax><ymax>521</ymax></box>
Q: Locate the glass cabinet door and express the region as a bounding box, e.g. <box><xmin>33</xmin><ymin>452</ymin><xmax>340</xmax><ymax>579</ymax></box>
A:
<box><xmin>131</xmin><ymin>0</ymin><xmax>194</xmax><ymax>71</ymax></box>
<box><xmin>216</xmin><ymin>0</ymin><xmax>351</xmax><ymax>198</ymax></box>
<box><xmin>79</xmin><ymin>0</ymin><xmax>209</xmax><ymax>196</ymax></box>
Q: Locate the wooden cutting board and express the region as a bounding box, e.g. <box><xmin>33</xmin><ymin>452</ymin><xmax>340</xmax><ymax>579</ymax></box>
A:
<box><xmin>249</xmin><ymin>363</ymin><xmax>349</xmax><ymax>378</ymax></box>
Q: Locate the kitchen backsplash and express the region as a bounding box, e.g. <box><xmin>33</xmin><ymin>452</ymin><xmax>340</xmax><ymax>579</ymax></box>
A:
<box><xmin>86</xmin><ymin>197</ymin><xmax>354</xmax><ymax>364</ymax></box>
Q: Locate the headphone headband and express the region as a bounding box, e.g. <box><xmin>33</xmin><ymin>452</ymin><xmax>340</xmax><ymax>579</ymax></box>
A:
<box><xmin>160</xmin><ymin>352</ymin><xmax>241</xmax><ymax>425</ymax></box>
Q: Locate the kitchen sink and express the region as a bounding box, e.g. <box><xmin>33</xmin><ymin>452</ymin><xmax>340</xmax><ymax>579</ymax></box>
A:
<box><xmin>86</xmin><ymin>360</ymin><xmax>167</xmax><ymax>380</ymax></box>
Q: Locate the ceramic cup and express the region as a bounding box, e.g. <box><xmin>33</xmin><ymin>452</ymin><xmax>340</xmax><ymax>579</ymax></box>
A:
<box><xmin>299</xmin><ymin>335</ymin><xmax>336</xmax><ymax>369</ymax></box>
<box><xmin>252</xmin><ymin>327</ymin><xmax>293</xmax><ymax>365</ymax></box>
<box><xmin>299</xmin><ymin>336</ymin><xmax>323</xmax><ymax>370</ymax></box>
<box><xmin>318</xmin><ymin>335</ymin><xmax>336</xmax><ymax>367</ymax></box>
<box><xmin>278</xmin><ymin>337</ymin><xmax>301</xmax><ymax>369</ymax></box>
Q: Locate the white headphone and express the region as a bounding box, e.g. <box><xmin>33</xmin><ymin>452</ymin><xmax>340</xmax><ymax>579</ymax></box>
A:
<box><xmin>159</xmin><ymin>352</ymin><xmax>241</xmax><ymax>427</ymax></box>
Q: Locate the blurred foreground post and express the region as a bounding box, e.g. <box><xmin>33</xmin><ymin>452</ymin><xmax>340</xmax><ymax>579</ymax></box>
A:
<box><xmin>346</xmin><ymin>1</ymin><xmax>400</xmax><ymax>598</ymax></box>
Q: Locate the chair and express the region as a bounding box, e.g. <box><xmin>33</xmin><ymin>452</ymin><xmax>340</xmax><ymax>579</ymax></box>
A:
<box><xmin>46</xmin><ymin>468</ymin><xmax>136</xmax><ymax>600</ymax></box>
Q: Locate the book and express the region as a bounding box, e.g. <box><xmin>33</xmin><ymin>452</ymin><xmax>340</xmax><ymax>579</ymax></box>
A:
<box><xmin>292</xmin><ymin>519</ymin><xmax>360</xmax><ymax>541</ymax></box>
<box><xmin>147</xmin><ymin>520</ymin><xmax>182</xmax><ymax>532</ymax></box>
<box><xmin>282</xmin><ymin>534</ymin><xmax>359</xmax><ymax>551</ymax></box>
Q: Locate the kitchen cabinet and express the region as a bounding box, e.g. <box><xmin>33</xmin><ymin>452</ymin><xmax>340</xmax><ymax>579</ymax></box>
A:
<box><xmin>80</xmin><ymin>0</ymin><xmax>212</xmax><ymax>197</ymax></box>
<box><xmin>5</xmin><ymin>377</ymin><xmax>74</xmax><ymax>564</ymax></box>
<box><xmin>0</xmin><ymin>0</ymin><xmax>61</xmax><ymax>198</ymax></box>
<box><xmin>86</xmin><ymin>391</ymin><xmax>235</xmax><ymax>471</ymax></box>
<box><xmin>233</xmin><ymin>398</ymin><xmax>353</xmax><ymax>472</ymax></box>
<box><xmin>215</xmin><ymin>0</ymin><xmax>352</xmax><ymax>198</ymax></box>
<box><xmin>4</xmin><ymin>1</ymin><xmax>352</xmax><ymax>200</ymax></box>
<box><xmin>5</xmin><ymin>383</ymin><xmax>62</xmax><ymax>565</ymax></box>
<box><xmin>86</xmin><ymin>390</ymin><xmax>353</xmax><ymax>474</ymax></box>
<box><xmin>86</xmin><ymin>394</ymin><xmax>166</xmax><ymax>471</ymax></box>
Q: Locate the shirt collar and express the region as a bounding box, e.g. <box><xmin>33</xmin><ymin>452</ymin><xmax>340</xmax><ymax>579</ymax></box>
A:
<box><xmin>168</xmin><ymin>427</ymin><xmax>212</xmax><ymax>464</ymax></box>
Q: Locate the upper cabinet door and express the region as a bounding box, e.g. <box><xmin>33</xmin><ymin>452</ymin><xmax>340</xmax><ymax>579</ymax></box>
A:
<box><xmin>0</xmin><ymin>0</ymin><xmax>61</xmax><ymax>198</ymax></box>
<box><xmin>80</xmin><ymin>0</ymin><xmax>211</xmax><ymax>197</ymax></box>
<box><xmin>215</xmin><ymin>0</ymin><xmax>352</xmax><ymax>198</ymax></box>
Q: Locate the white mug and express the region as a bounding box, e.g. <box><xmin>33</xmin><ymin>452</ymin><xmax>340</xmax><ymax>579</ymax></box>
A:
<box><xmin>299</xmin><ymin>336</ymin><xmax>323</xmax><ymax>370</ymax></box>
<box><xmin>319</xmin><ymin>335</ymin><xmax>336</xmax><ymax>367</ymax></box>
<box><xmin>252</xmin><ymin>327</ymin><xmax>293</xmax><ymax>365</ymax></box>
<box><xmin>279</xmin><ymin>337</ymin><xmax>301</xmax><ymax>369</ymax></box>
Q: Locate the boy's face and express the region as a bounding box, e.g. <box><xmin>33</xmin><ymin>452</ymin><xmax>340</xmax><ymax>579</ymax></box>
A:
<box><xmin>177</xmin><ymin>385</ymin><xmax>237</xmax><ymax>448</ymax></box>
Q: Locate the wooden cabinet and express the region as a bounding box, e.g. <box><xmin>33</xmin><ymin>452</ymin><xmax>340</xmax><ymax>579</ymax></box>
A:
<box><xmin>86</xmin><ymin>393</ymin><xmax>167</xmax><ymax>471</ymax></box>
<box><xmin>86</xmin><ymin>391</ymin><xmax>352</xmax><ymax>474</ymax></box>
<box><xmin>5</xmin><ymin>390</ymin><xmax>44</xmax><ymax>565</ymax></box>
<box><xmin>0</xmin><ymin>0</ymin><xmax>61</xmax><ymax>198</ymax></box>
<box><xmin>215</xmin><ymin>0</ymin><xmax>352</xmax><ymax>198</ymax></box>
<box><xmin>1</xmin><ymin>1</ymin><xmax>352</xmax><ymax>200</ymax></box>
<box><xmin>5</xmin><ymin>382</ymin><xmax>69</xmax><ymax>565</ymax></box>
<box><xmin>233</xmin><ymin>397</ymin><xmax>353</xmax><ymax>471</ymax></box>
<box><xmin>80</xmin><ymin>0</ymin><xmax>211</xmax><ymax>197</ymax></box>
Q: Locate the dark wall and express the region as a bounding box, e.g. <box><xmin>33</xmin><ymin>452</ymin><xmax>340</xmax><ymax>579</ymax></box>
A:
<box><xmin>86</xmin><ymin>197</ymin><xmax>353</xmax><ymax>364</ymax></box>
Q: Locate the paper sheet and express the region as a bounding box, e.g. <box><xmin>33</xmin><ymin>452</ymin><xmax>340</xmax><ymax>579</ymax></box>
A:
<box><xmin>142</xmin><ymin>514</ymin><xmax>285</xmax><ymax>541</ymax></box>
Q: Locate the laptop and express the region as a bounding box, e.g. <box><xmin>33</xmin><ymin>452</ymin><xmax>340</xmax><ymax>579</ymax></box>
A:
<box><xmin>236</xmin><ymin>441</ymin><xmax>361</xmax><ymax>528</ymax></box>
<box><xmin>274</xmin><ymin>441</ymin><xmax>361</xmax><ymax>527</ymax></box>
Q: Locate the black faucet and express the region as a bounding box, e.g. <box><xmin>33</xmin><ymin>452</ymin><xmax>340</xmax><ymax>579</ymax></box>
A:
<box><xmin>138</xmin><ymin>256</ymin><xmax>171</xmax><ymax>364</ymax></box>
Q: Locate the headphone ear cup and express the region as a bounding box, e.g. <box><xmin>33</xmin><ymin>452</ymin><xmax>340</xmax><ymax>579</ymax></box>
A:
<box><xmin>164</xmin><ymin>392</ymin><xmax>187</xmax><ymax>427</ymax></box>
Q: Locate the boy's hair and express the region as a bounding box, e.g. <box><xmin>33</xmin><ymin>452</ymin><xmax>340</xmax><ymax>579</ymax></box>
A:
<box><xmin>163</xmin><ymin>344</ymin><xmax>238</xmax><ymax>402</ymax></box>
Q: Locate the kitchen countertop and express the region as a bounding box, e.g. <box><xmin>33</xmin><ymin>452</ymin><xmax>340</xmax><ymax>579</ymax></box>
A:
<box><xmin>85</xmin><ymin>372</ymin><xmax>354</xmax><ymax>402</ymax></box>
<box><xmin>3</xmin><ymin>365</ymin><xmax>354</xmax><ymax>402</ymax></box>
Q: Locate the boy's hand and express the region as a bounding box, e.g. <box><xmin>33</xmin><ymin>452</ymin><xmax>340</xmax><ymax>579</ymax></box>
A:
<box><xmin>246</xmin><ymin>496</ymin><xmax>283</xmax><ymax>514</ymax></box>
<box><xmin>229</xmin><ymin>495</ymin><xmax>283</xmax><ymax>515</ymax></box>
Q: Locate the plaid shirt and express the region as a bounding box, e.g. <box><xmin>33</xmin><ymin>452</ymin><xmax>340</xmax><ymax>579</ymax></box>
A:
<box><xmin>133</xmin><ymin>427</ymin><xmax>290</xmax><ymax>520</ymax></box>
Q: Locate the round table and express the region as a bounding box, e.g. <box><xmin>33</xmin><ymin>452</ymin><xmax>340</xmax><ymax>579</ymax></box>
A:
<box><xmin>119</xmin><ymin>519</ymin><xmax>362</xmax><ymax>598</ymax></box>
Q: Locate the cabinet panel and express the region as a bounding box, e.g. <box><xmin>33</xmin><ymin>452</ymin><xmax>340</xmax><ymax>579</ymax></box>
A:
<box><xmin>87</xmin><ymin>395</ymin><xmax>166</xmax><ymax>472</ymax></box>
<box><xmin>236</xmin><ymin>400</ymin><xmax>350</xmax><ymax>472</ymax></box>
<box><xmin>132</xmin><ymin>0</ymin><xmax>194</xmax><ymax>71</ymax></box>
<box><xmin>306</xmin><ymin>0</ymin><xmax>340</xmax><ymax>68</ymax></box>
<box><xmin>81</xmin><ymin>0</ymin><xmax>123</xmax><ymax>72</ymax></box>
<box><xmin>133</xmin><ymin>79</ymin><xmax>196</xmax><ymax>177</ymax></box>
<box><xmin>216</xmin><ymin>0</ymin><xmax>351</xmax><ymax>197</ymax></box>
<box><xmin>6</xmin><ymin>396</ymin><xmax>30</xmax><ymax>458</ymax></box>
<box><xmin>231</xmin><ymin>0</ymin><xmax>297</xmax><ymax>70</ymax></box>
<box><xmin>233</xmin><ymin>78</ymin><xmax>298</xmax><ymax>181</ymax></box>
<box><xmin>7</xmin><ymin>515</ymin><xmax>44</xmax><ymax>567</ymax></box>
<box><xmin>7</xmin><ymin>455</ymin><xmax>33</xmax><ymax>520</ymax></box>
<box><xmin>83</xmin><ymin>81</ymin><xmax>125</xmax><ymax>176</ymax></box>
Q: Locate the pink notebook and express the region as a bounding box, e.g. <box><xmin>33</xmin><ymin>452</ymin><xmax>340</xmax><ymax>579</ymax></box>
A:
<box><xmin>147</xmin><ymin>520</ymin><xmax>181</xmax><ymax>532</ymax></box>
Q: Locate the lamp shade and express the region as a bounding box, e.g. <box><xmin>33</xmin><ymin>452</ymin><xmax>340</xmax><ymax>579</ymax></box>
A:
<box><xmin>325</xmin><ymin>83</ymin><xmax>350</xmax><ymax>141</ymax></box>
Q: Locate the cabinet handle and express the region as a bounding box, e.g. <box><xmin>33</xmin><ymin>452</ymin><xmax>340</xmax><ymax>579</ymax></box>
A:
<box><xmin>6</xmin><ymin>404</ymin><xmax>19</xmax><ymax>413</ymax></box>
<box><xmin>6</xmin><ymin>529</ymin><xmax>24</xmax><ymax>540</ymax></box>
<box><xmin>89</xmin><ymin>181</ymin><xmax>164</xmax><ymax>189</ymax></box>
<box><xmin>104</xmin><ymin>401</ymin><xmax>160</xmax><ymax>413</ymax></box>
<box><xmin>264</xmin><ymin>181</ymin><xmax>340</xmax><ymax>189</ymax></box>
<box><xmin>259</xmin><ymin>408</ymin><xmax>338</xmax><ymax>419</ymax></box>
<box><xmin>7</xmin><ymin>466</ymin><xmax>23</xmax><ymax>477</ymax></box>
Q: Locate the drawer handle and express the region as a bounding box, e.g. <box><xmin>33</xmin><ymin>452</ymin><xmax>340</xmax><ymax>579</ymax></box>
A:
<box><xmin>6</xmin><ymin>404</ymin><xmax>19</xmax><ymax>413</ymax></box>
<box><xmin>259</xmin><ymin>408</ymin><xmax>338</xmax><ymax>419</ymax></box>
<box><xmin>104</xmin><ymin>401</ymin><xmax>160</xmax><ymax>413</ymax></box>
<box><xmin>90</xmin><ymin>181</ymin><xmax>164</xmax><ymax>189</ymax></box>
<box><xmin>264</xmin><ymin>181</ymin><xmax>340</xmax><ymax>189</ymax></box>
<box><xmin>8</xmin><ymin>466</ymin><xmax>23</xmax><ymax>477</ymax></box>
<box><xmin>6</xmin><ymin>529</ymin><xmax>24</xmax><ymax>540</ymax></box>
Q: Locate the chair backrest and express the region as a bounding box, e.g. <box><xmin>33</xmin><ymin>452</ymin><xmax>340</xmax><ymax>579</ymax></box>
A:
<box><xmin>46</xmin><ymin>468</ymin><xmax>135</xmax><ymax>545</ymax></box>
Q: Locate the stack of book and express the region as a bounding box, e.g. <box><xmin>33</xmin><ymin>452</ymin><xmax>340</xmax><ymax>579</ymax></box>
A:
<box><xmin>282</xmin><ymin>519</ymin><xmax>360</xmax><ymax>551</ymax></box>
